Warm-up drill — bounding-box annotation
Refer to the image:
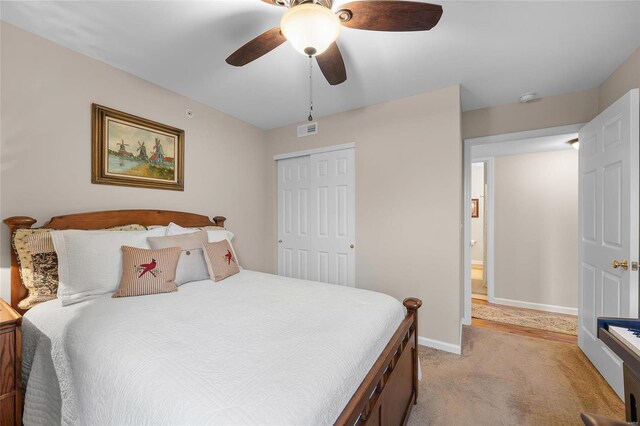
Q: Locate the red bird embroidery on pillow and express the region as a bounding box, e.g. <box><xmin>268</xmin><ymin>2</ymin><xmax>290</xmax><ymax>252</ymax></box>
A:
<box><xmin>224</xmin><ymin>250</ymin><xmax>235</xmax><ymax>265</ymax></box>
<box><xmin>138</xmin><ymin>259</ymin><xmax>157</xmax><ymax>278</ymax></box>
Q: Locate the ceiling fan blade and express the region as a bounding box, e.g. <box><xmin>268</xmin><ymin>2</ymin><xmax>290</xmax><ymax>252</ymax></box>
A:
<box><xmin>316</xmin><ymin>42</ymin><xmax>347</xmax><ymax>86</ymax></box>
<box><xmin>260</xmin><ymin>0</ymin><xmax>286</xmax><ymax>6</ymax></box>
<box><xmin>226</xmin><ymin>27</ymin><xmax>286</xmax><ymax>67</ymax></box>
<box><xmin>338</xmin><ymin>1</ymin><xmax>443</xmax><ymax>32</ymax></box>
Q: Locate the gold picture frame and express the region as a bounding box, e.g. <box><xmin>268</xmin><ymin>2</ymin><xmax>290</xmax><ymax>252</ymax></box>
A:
<box><xmin>92</xmin><ymin>104</ymin><xmax>184</xmax><ymax>191</ymax></box>
<box><xmin>471</xmin><ymin>198</ymin><xmax>479</xmax><ymax>218</ymax></box>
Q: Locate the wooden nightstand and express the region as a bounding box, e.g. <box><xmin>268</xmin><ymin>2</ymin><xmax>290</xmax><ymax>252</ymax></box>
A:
<box><xmin>0</xmin><ymin>298</ymin><xmax>21</xmax><ymax>426</ymax></box>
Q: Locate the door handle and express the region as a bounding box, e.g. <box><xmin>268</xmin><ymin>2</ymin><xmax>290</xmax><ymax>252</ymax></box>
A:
<box><xmin>611</xmin><ymin>260</ymin><xmax>629</xmax><ymax>270</ymax></box>
<box><xmin>350</xmin><ymin>244</ymin><xmax>355</xmax><ymax>249</ymax></box>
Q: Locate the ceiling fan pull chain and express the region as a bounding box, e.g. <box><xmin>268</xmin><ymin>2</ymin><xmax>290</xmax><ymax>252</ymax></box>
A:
<box><xmin>308</xmin><ymin>55</ymin><xmax>314</xmax><ymax>122</ymax></box>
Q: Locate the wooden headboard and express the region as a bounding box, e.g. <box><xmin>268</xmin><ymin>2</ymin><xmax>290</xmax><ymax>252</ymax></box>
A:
<box><xmin>3</xmin><ymin>210</ymin><xmax>226</xmax><ymax>314</ymax></box>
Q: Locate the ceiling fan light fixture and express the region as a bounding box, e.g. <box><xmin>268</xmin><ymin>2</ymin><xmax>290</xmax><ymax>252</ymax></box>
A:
<box><xmin>280</xmin><ymin>3</ymin><xmax>341</xmax><ymax>56</ymax></box>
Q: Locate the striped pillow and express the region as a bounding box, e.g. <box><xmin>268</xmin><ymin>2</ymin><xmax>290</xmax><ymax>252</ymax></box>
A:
<box><xmin>202</xmin><ymin>240</ymin><xmax>240</xmax><ymax>282</ymax></box>
<box><xmin>113</xmin><ymin>246</ymin><xmax>181</xmax><ymax>298</ymax></box>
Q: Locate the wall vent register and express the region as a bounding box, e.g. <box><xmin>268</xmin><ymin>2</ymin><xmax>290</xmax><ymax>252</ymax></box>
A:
<box><xmin>297</xmin><ymin>122</ymin><xmax>318</xmax><ymax>137</ymax></box>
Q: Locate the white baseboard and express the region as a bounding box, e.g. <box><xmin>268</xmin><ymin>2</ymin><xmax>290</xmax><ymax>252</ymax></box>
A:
<box><xmin>471</xmin><ymin>260</ymin><xmax>484</xmax><ymax>266</ymax></box>
<box><xmin>418</xmin><ymin>336</ymin><xmax>461</xmax><ymax>355</ymax></box>
<box><xmin>491</xmin><ymin>297</ymin><xmax>577</xmax><ymax>316</ymax></box>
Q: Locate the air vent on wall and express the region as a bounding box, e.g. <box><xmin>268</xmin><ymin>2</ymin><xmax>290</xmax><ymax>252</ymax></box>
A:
<box><xmin>297</xmin><ymin>122</ymin><xmax>318</xmax><ymax>138</ymax></box>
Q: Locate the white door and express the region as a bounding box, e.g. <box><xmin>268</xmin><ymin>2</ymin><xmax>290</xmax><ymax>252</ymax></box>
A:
<box><xmin>277</xmin><ymin>148</ymin><xmax>355</xmax><ymax>286</ymax></box>
<box><xmin>578</xmin><ymin>89</ymin><xmax>639</xmax><ymax>398</ymax></box>
<box><xmin>309</xmin><ymin>149</ymin><xmax>356</xmax><ymax>286</ymax></box>
<box><xmin>278</xmin><ymin>155</ymin><xmax>311</xmax><ymax>279</ymax></box>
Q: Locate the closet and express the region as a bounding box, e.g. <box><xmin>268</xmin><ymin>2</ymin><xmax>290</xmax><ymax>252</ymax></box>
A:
<box><xmin>277</xmin><ymin>147</ymin><xmax>355</xmax><ymax>286</ymax></box>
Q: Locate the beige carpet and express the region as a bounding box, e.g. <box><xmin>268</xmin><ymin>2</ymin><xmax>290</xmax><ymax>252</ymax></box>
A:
<box><xmin>472</xmin><ymin>301</ymin><xmax>578</xmax><ymax>336</ymax></box>
<box><xmin>407</xmin><ymin>327</ymin><xmax>623</xmax><ymax>426</ymax></box>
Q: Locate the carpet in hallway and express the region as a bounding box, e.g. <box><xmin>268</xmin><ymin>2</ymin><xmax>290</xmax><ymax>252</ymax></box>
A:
<box><xmin>407</xmin><ymin>327</ymin><xmax>622</xmax><ymax>426</ymax></box>
<box><xmin>472</xmin><ymin>267</ymin><xmax>486</xmax><ymax>296</ymax></box>
<box><xmin>472</xmin><ymin>300</ymin><xmax>577</xmax><ymax>335</ymax></box>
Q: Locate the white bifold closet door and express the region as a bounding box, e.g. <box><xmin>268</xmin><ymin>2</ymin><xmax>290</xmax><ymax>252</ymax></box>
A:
<box><xmin>277</xmin><ymin>148</ymin><xmax>355</xmax><ymax>286</ymax></box>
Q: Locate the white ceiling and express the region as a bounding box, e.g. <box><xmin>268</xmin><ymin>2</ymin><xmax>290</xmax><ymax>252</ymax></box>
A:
<box><xmin>472</xmin><ymin>133</ymin><xmax>578</xmax><ymax>158</ymax></box>
<box><xmin>470</xmin><ymin>123</ymin><xmax>582</xmax><ymax>157</ymax></box>
<box><xmin>2</xmin><ymin>1</ymin><xmax>640</xmax><ymax>129</ymax></box>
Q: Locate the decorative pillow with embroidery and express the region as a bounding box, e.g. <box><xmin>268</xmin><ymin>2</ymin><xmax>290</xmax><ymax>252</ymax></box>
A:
<box><xmin>113</xmin><ymin>246</ymin><xmax>181</xmax><ymax>298</ymax></box>
<box><xmin>202</xmin><ymin>240</ymin><xmax>240</xmax><ymax>282</ymax></box>
<box><xmin>12</xmin><ymin>224</ymin><xmax>146</xmax><ymax>309</ymax></box>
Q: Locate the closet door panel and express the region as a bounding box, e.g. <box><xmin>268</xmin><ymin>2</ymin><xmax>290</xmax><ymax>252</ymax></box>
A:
<box><xmin>278</xmin><ymin>156</ymin><xmax>311</xmax><ymax>279</ymax></box>
<box><xmin>309</xmin><ymin>149</ymin><xmax>355</xmax><ymax>286</ymax></box>
<box><xmin>278</xmin><ymin>148</ymin><xmax>355</xmax><ymax>286</ymax></box>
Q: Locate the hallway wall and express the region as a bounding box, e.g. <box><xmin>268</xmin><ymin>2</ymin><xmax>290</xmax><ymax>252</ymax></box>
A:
<box><xmin>493</xmin><ymin>149</ymin><xmax>579</xmax><ymax>312</ymax></box>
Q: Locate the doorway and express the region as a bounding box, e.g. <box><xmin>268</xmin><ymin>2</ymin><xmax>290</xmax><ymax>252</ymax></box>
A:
<box><xmin>463</xmin><ymin>124</ymin><xmax>584</xmax><ymax>326</ymax></box>
<box><xmin>471</xmin><ymin>161</ymin><xmax>487</xmax><ymax>300</ymax></box>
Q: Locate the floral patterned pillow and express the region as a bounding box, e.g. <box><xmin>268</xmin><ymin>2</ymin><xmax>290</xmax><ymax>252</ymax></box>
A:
<box><xmin>12</xmin><ymin>224</ymin><xmax>146</xmax><ymax>309</ymax></box>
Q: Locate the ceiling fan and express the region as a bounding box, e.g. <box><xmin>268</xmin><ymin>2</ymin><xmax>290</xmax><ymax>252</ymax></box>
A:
<box><xmin>226</xmin><ymin>0</ymin><xmax>443</xmax><ymax>86</ymax></box>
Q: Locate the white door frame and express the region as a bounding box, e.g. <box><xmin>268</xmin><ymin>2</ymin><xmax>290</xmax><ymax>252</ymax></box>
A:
<box><xmin>273</xmin><ymin>142</ymin><xmax>355</xmax><ymax>161</ymax></box>
<box><xmin>462</xmin><ymin>124</ymin><xmax>585</xmax><ymax>325</ymax></box>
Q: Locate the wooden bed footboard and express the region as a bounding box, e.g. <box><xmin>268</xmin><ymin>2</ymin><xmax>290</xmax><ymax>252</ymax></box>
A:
<box><xmin>336</xmin><ymin>298</ymin><xmax>422</xmax><ymax>426</ymax></box>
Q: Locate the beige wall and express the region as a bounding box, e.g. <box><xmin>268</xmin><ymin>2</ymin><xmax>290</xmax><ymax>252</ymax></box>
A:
<box><xmin>265</xmin><ymin>86</ymin><xmax>463</xmax><ymax>348</ymax></box>
<box><xmin>494</xmin><ymin>149</ymin><xmax>579</xmax><ymax>309</ymax></box>
<box><xmin>462</xmin><ymin>88</ymin><xmax>599</xmax><ymax>140</ymax></box>
<box><xmin>0</xmin><ymin>22</ymin><xmax>270</xmax><ymax>301</ymax></box>
<box><xmin>462</xmin><ymin>47</ymin><xmax>640</xmax><ymax>142</ymax></box>
<box><xmin>599</xmin><ymin>48</ymin><xmax>640</xmax><ymax>113</ymax></box>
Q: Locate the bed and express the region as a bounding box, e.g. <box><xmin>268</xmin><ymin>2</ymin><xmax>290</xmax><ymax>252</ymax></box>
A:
<box><xmin>4</xmin><ymin>210</ymin><xmax>422</xmax><ymax>425</ymax></box>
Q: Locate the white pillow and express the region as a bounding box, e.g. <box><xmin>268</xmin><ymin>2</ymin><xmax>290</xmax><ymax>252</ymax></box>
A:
<box><xmin>165</xmin><ymin>222</ymin><xmax>234</xmax><ymax>240</ymax></box>
<box><xmin>165</xmin><ymin>222</ymin><xmax>198</xmax><ymax>235</ymax></box>
<box><xmin>52</xmin><ymin>227</ymin><xmax>167</xmax><ymax>306</ymax></box>
<box><xmin>165</xmin><ymin>222</ymin><xmax>239</xmax><ymax>267</ymax></box>
<box><xmin>147</xmin><ymin>231</ymin><xmax>210</xmax><ymax>285</ymax></box>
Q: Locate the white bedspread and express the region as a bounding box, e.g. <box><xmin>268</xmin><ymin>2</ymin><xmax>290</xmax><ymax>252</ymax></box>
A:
<box><xmin>22</xmin><ymin>270</ymin><xmax>406</xmax><ymax>425</ymax></box>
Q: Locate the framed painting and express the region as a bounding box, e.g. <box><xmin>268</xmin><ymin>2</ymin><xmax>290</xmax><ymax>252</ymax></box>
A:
<box><xmin>471</xmin><ymin>198</ymin><xmax>479</xmax><ymax>218</ymax></box>
<box><xmin>92</xmin><ymin>104</ymin><xmax>184</xmax><ymax>191</ymax></box>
